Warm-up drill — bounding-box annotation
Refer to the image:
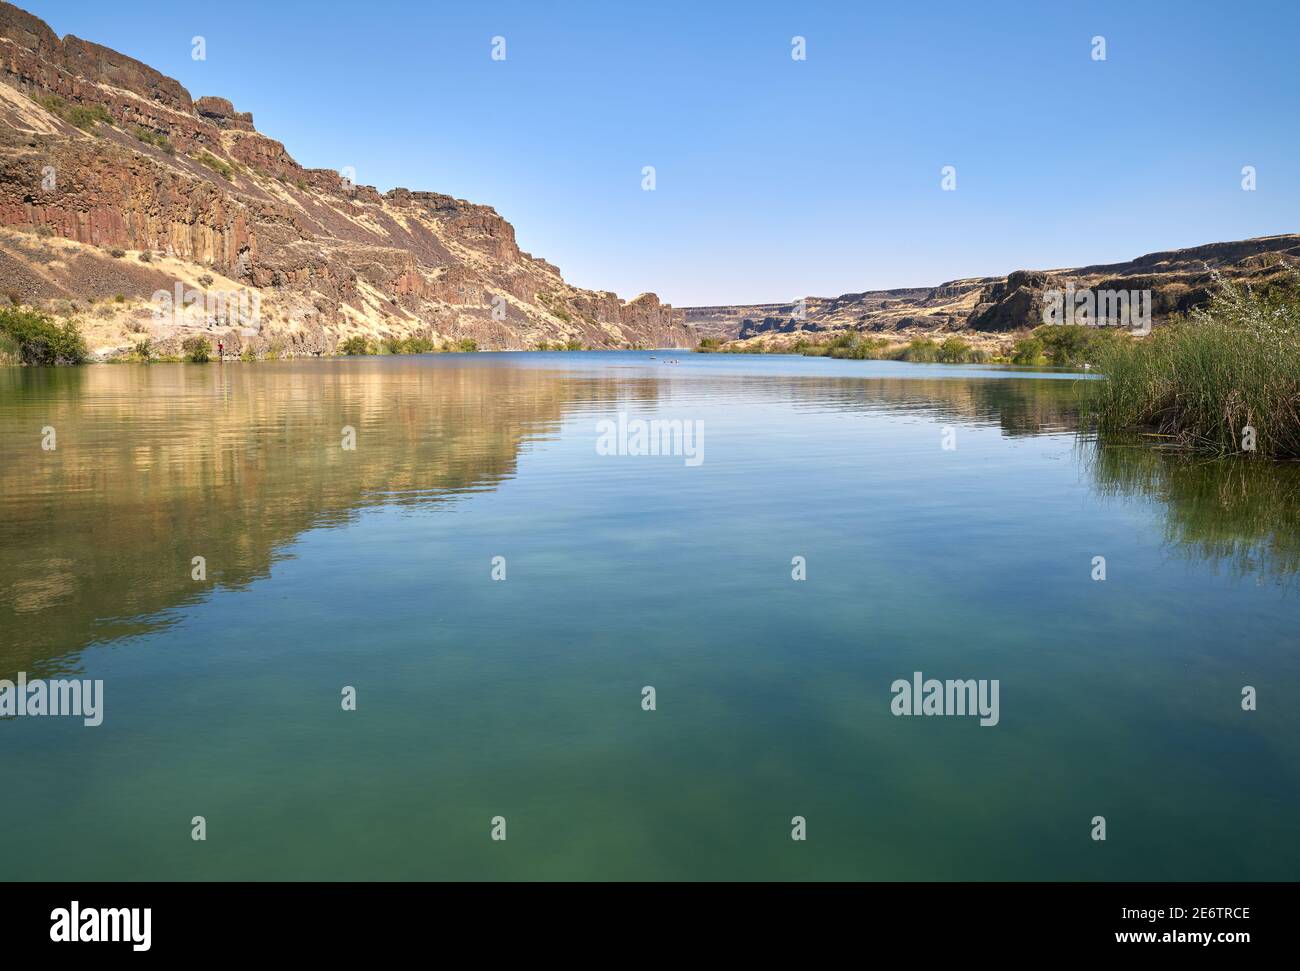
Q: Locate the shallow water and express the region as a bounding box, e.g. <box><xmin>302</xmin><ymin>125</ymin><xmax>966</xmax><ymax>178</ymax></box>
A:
<box><xmin>1</xmin><ymin>351</ymin><xmax>1296</xmax><ymax>880</ymax></box>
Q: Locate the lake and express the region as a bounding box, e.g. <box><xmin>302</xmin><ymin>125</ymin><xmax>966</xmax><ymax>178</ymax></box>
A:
<box><xmin>1</xmin><ymin>351</ymin><xmax>1297</xmax><ymax>880</ymax></box>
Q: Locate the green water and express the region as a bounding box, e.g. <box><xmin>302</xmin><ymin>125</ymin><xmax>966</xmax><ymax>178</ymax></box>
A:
<box><xmin>1</xmin><ymin>352</ymin><xmax>1297</xmax><ymax>880</ymax></box>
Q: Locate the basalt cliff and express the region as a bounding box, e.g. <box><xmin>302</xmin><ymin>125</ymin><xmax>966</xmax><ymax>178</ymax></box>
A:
<box><xmin>687</xmin><ymin>235</ymin><xmax>1300</xmax><ymax>350</ymax></box>
<box><xmin>0</xmin><ymin>1</ymin><xmax>692</xmax><ymax>356</ymax></box>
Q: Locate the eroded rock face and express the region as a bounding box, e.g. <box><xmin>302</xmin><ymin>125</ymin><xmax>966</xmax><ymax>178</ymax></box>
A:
<box><xmin>688</xmin><ymin>237</ymin><xmax>1300</xmax><ymax>344</ymax></box>
<box><xmin>968</xmin><ymin>270</ymin><xmax>1054</xmax><ymax>332</ymax></box>
<box><xmin>194</xmin><ymin>96</ymin><xmax>253</xmax><ymax>131</ymax></box>
<box><xmin>0</xmin><ymin>0</ymin><xmax>694</xmax><ymax>354</ymax></box>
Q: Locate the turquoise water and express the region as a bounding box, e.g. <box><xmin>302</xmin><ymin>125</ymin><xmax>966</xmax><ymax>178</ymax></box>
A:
<box><xmin>1</xmin><ymin>352</ymin><xmax>1297</xmax><ymax>880</ymax></box>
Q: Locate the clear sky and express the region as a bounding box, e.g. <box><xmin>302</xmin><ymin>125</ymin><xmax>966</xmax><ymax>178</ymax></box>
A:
<box><xmin>19</xmin><ymin>0</ymin><xmax>1299</xmax><ymax>306</ymax></box>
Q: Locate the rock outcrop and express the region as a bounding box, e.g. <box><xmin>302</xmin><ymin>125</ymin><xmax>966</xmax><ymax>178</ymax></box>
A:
<box><xmin>688</xmin><ymin>238</ymin><xmax>1300</xmax><ymax>347</ymax></box>
<box><xmin>0</xmin><ymin>1</ymin><xmax>693</xmax><ymax>356</ymax></box>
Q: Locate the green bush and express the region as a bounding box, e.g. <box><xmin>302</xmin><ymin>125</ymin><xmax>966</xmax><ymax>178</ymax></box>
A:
<box><xmin>183</xmin><ymin>336</ymin><xmax>212</xmax><ymax>363</ymax></box>
<box><xmin>1011</xmin><ymin>336</ymin><xmax>1045</xmax><ymax>365</ymax></box>
<box><xmin>193</xmin><ymin>150</ymin><xmax>237</xmax><ymax>180</ymax></box>
<box><xmin>454</xmin><ymin>338</ymin><xmax>478</xmax><ymax>353</ymax></box>
<box><xmin>339</xmin><ymin>336</ymin><xmax>372</xmax><ymax>356</ymax></box>
<box><xmin>1033</xmin><ymin>324</ymin><xmax>1129</xmax><ymax>367</ymax></box>
<box><xmin>132</xmin><ymin>126</ymin><xmax>175</xmax><ymax>154</ymax></box>
<box><xmin>38</xmin><ymin>95</ymin><xmax>113</xmax><ymax>133</ymax></box>
<box><xmin>896</xmin><ymin>338</ymin><xmax>940</xmax><ymax>363</ymax></box>
<box><xmin>402</xmin><ymin>336</ymin><xmax>435</xmax><ymax>354</ymax></box>
<box><xmin>0</xmin><ymin>307</ymin><xmax>87</xmax><ymax>365</ymax></box>
<box><xmin>935</xmin><ymin>336</ymin><xmax>987</xmax><ymax>363</ymax></box>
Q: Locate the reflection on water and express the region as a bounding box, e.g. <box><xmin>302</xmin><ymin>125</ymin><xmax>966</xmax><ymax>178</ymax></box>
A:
<box><xmin>1089</xmin><ymin>439</ymin><xmax>1300</xmax><ymax>584</ymax></box>
<box><xmin>2</xmin><ymin>360</ymin><xmax>596</xmax><ymax>675</ymax></box>
<box><xmin>0</xmin><ymin>355</ymin><xmax>1293</xmax><ymax>679</ymax></box>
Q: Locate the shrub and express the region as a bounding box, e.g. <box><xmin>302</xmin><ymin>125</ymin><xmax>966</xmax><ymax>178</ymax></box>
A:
<box><xmin>339</xmin><ymin>335</ymin><xmax>372</xmax><ymax>356</ymax></box>
<box><xmin>193</xmin><ymin>150</ymin><xmax>236</xmax><ymax>180</ymax></box>
<box><xmin>132</xmin><ymin>126</ymin><xmax>175</xmax><ymax>154</ymax></box>
<box><xmin>381</xmin><ymin>336</ymin><xmax>403</xmax><ymax>355</ymax></box>
<box><xmin>1011</xmin><ymin>336</ymin><xmax>1045</xmax><ymax>365</ymax></box>
<box><xmin>0</xmin><ymin>328</ymin><xmax>18</xmax><ymax>364</ymax></box>
<box><xmin>937</xmin><ymin>336</ymin><xmax>972</xmax><ymax>363</ymax></box>
<box><xmin>1033</xmin><ymin>324</ymin><xmax>1129</xmax><ymax>367</ymax></box>
<box><xmin>0</xmin><ymin>307</ymin><xmax>88</xmax><ymax>365</ymax></box>
<box><xmin>402</xmin><ymin>336</ymin><xmax>435</xmax><ymax>354</ymax></box>
<box><xmin>38</xmin><ymin>95</ymin><xmax>113</xmax><ymax>132</ymax></box>
<box><xmin>896</xmin><ymin>338</ymin><xmax>940</xmax><ymax>363</ymax></box>
<box><xmin>182</xmin><ymin>336</ymin><xmax>212</xmax><ymax>363</ymax></box>
<box><xmin>109</xmin><ymin>248</ymin><xmax>125</xmax><ymax>259</ymax></box>
<box><xmin>454</xmin><ymin>338</ymin><xmax>479</xmax><ymax>353</ymax></box>
<box><xmin>198</xmin><ymin>274</ymin><xmax>214</xmax><ymax>288</ymax></box>
<box><xmin>138</xmin><ymin>251</ymin><xmax>152</xmax><ymax>263</ymax></box>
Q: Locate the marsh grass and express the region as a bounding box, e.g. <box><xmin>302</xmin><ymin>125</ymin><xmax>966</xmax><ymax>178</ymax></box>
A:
<box><xmin>1089</xmin><ymin>275</ymin><xmax>1300</xmax><ymax>458</ymax></box>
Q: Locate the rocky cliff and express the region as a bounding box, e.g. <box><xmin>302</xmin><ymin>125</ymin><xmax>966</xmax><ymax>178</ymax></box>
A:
<box><xmin>687</xmin><ymin>236</ymin><xmax>1300</xmax><ymax>349</ymax></box>
<box><xmin>0</xmin><ymin>1</ymin><xmax>693</xmax><ymax>356</ymax></box>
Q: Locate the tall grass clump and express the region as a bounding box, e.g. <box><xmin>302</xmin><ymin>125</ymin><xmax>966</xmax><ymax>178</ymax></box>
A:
<box><xmin>1089</xmin><ymin>275</ymin><xmax>1300</xmax><ymax>458</ymax></box>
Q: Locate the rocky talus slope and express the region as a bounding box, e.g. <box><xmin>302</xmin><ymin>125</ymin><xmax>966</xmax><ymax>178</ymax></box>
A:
<box><xmin>686</xmin><ymin>235</ymin><xmax>1300</xmax><ymax>350</ymax></box>
<box><xmin>0</xmin><ymin>1</ymin><xmax>692</xmax><ymax>357</ymax></box>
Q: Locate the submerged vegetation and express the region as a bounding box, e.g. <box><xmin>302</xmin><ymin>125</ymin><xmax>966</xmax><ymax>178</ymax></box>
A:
<box><xmin>1089</xmin><ymin>277</ymin><xmax>1300</xmax><ymax>458</ymax></box>
<box><xmin>0</xmin><ymin>307</ymin><xmax>87</xmax><ymax>366</ymax></box>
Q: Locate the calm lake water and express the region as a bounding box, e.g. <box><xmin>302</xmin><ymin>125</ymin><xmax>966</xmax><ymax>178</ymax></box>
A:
<box><xmin>1</xmin><ymin>351</ymin><xmax>1297</xmax><ymax>880</ymax></box>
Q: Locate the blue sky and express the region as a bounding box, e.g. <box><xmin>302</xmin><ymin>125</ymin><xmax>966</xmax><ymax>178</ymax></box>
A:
<box><xmin>20</xmin><ymin>0</ymin><xmax>1299</xmax><ymax>306</ymax></box>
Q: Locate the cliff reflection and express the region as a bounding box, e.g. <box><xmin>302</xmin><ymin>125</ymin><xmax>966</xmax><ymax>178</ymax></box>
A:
<box><xmin>0</xmin><ymin>359</ymin><xmax>648</xmax><ymax>677</ymax></box>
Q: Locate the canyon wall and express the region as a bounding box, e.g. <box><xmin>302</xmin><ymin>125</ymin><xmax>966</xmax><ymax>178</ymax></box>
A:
<box><xmin>0</xmin><ymin>1</ymin><xmax>693</xmax><ymax>356</ymax></box>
